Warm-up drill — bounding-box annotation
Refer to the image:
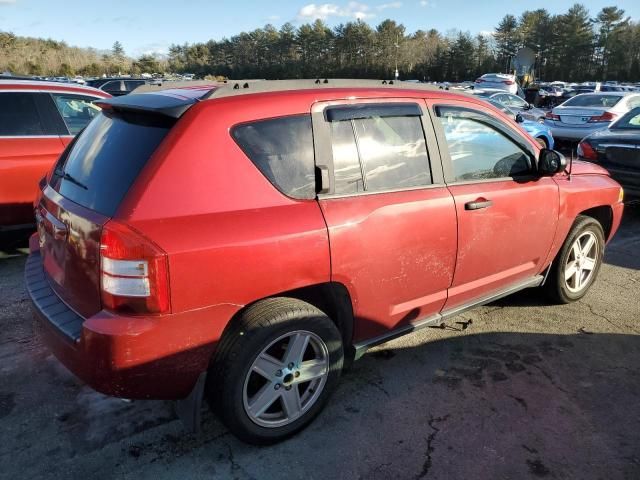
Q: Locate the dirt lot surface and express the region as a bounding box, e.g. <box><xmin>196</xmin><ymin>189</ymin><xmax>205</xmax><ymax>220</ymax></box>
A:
<box><xmin>1</xmin><ymin>204</ymin><xmax>639</xmax><ymax>480</ymax></box>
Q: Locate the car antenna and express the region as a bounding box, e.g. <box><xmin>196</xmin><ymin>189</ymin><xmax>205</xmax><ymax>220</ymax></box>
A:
<box><xmin>567</xmin><ymin>147</ymin><xmax>574</xmax><ymax>181</ymax></box>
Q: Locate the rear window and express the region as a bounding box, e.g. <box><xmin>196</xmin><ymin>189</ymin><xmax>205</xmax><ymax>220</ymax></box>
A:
<box><xmin>51</xmin><ymin>110</ymin><xmax>172</xmax><ymax>216</ymax></box>
<box><xmin>232</xmin><ymin>115</ymin><xmax>316</xmax><ymax>199</ymax></box>
<box><xmin>564</xmin><ymin>94</ymin><xmax>623</xmax><ymax>108</ymax></box>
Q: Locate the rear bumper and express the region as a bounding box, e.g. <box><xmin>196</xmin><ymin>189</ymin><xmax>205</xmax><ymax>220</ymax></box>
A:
<box><xmin>25</xmin><ymin>247</ymin><xmax>234</xmax><ymax>399</ymax></box>
<box><xmin>545</xmin><ymin>123</ymin><xmax>605</xmax><ymax>141</ymax></box>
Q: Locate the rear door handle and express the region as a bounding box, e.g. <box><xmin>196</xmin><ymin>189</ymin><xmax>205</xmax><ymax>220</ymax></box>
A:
<box><xmin>465</xmin><ymin>199</ymin><xmax>493</xmax><ymax>210</ymax></box>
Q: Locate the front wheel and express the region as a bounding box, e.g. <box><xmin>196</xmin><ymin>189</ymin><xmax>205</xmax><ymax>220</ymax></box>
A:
<box><xmin>544</xmin><ymin>215</ymin><xmax>605</xmax><ymax>303</ymax></box>
<box><xmin>208</xmin><ymin>298</ymin><xmax>344</xmax><ymax>444</ymax></box>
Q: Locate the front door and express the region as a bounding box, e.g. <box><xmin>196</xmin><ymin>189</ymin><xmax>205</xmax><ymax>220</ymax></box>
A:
<box><xmin>427</xmin><ymin>99</ymin><xmax>559</xmax><ymax>310</ymax></box>
<box><xmin>313</xmin><ymin>99</ymin><xmax>458</xmax><ymax>342</ymax></box>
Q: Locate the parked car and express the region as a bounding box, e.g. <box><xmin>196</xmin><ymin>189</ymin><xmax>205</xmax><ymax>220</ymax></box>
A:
<box><xmin>578</xmin><ymin>106</ymin><xmax>640</xmax><ymax>197</ymax></box>
<box><xmin>0</xmin><ymin>80</ymin><xmax>110</xmax><ymax>237</ymax></box>
<box><xmin>484</xmin><ymin>99</ymin><xmax>554</xmax><ymax>149</ymax></box>
<box><xmin>474</xmin><ymin>73</ymin><xmax>520</xmax><ymax>95</ymax></box>
<box><xmin>473</xmin><ymin>89</ymin><xmax>546</xmax><ymax>122</ymax></box>
<box><xmin>544</xmin><ymin>92</ymin><xmax>640</xmax><ymax>141</ymax></box>
<box><xmin>85</xmin><ymin>77</ymin><xmax>148</xmax><ymax>96</ymax></box>
<box><xmin>25</xmin><ymin>80</ymin><xmax>623</xmax><ymax>445</ymax></box>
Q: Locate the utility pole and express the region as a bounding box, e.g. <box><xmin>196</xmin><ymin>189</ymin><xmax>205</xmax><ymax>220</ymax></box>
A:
<box><xmin>394</xmin><ymin>33</ymin><xmax>399</xmax><ymax>80</ymax></box>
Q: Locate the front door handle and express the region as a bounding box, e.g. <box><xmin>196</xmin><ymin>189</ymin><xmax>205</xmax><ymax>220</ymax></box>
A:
<box><xmin>465</xmin><ymin>199</ymin><xmax>493</xmax><ymax>210</ymax></box>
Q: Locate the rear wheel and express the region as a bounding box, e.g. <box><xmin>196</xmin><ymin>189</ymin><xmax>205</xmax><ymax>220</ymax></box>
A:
<box><xmin>208</xmin><ymin>298</ymin><xmax>343</xmax><ymax>444</ymax></box>
<box><xmin>544</xmin><ymin>215</ymin><xmax>605</xmax><ymax>303</ymax></box>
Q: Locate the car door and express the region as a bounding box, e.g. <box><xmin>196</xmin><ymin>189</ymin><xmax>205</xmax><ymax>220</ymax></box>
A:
<box><xmin>312</xmin><ymin>99</ymin><xmax>457</xmax><ymax>342</ymax></box>
<box><xmin>0</xmin><ymin>91</ymin><xmax>64</xmax><ymax>228</ymax></box>
<box><xmin>426</xmin><ymin>98</ymin><xmax>559</xmax><ymax>311</ymax></box>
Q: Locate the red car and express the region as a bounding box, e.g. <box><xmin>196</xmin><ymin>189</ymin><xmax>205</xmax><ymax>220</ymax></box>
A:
<box><xmin>25</xmin><ymin>80</ymin><xmax>624</xmax><ymax>444</ymax></box>
<box><xmin>0</xmin><ymin>80</ymin><xmax>110</xmax><ymax>236</ymax></box>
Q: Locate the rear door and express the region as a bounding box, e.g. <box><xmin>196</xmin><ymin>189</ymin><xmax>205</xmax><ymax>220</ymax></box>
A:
<box><xmin>313</xmin><ymin>99</ymin><xmax>457</xmax><ymax>341</ymax></box>
<box><xmin>0</xmin><ymin>91</ymin><xmax>64</xmax><ymax>227</ymax></box>
<box><xmin>427</xmin><ymin>99</ymin><xmax>559</xmax><ymax>310</ymax></box>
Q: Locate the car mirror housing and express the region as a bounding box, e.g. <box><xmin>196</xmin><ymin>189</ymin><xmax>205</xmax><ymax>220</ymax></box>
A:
<box><xmin>515</xmin><ymin>113</ymin><xmax>524</xmax><ymax>123</ymax></box>
<box><xmin>538</xmin><ymin>149</ymin><xmax>567</xmax><ymax>176</ymax></box>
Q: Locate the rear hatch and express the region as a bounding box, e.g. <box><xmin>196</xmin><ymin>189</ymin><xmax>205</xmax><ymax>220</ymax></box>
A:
<box><xmin>37</xmin><ymin>98</ymin><xmax>183</xmax><ymax>318</ymax></box>
<box><xmin>555</xmin><ymin>107</ymin><xmax>608</xmax><ymax>127</ymax></box>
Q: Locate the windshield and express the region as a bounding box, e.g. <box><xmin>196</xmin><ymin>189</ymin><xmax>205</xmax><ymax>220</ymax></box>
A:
<box><xmin>50</xmin><ymin>110</ymin><xmax>173</xmax><ymax>216</ymax></box>
<box><xmin>563</xmin><ymin>94</ymin><xmax>623</xmax><ymax>108</ymax></box>
<box><xmin>611</xmin><ymin>107</ymin><xmax>640</xmax><ymax>129</ymax></box>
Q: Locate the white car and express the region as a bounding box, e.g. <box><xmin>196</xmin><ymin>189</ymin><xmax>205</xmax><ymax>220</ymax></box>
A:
<box><xmin>544</xmin><ymin>92</ymin><xmax>640</xmax><ymax>141</ymax></box>
<box><xmin>474</xmin><ymin>73</ymin><xmax>519</xmax><ymax>95</ymax></box>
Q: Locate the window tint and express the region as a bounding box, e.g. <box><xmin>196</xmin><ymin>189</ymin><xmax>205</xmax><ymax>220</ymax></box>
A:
<box><xmin>51</xmin><ymin>110</ymin><xmax>173</xmax><ymax>216</ymax></box>
<box><xmin>0</xmin><ymin>92</ymin><xmax>45</xmax><ymax>136</ymax></box>
<box><xmin>503</xmin><ymin>94</ymin><xmax>527</xmax><ymax>108</ymax></box>
<box><xmin>232</xmin><ymin>115</ymin><xmax>316</xmax><ymax>199</ymax></box>
<box><xmin>331</xmin><ymin>121</ymin><xmax>364</xmax><ymax>194</ymax></box>
<box><xmin>435</xmin><ymin>106</ymin><xmax>532</xmax><ymax>182</ymax></box>
<box><xmin>52</xmin><ymin>94</ymin><xmax>101</xmax><ymax>135</ymax></box>
<box><xmin>125</xmin><ymin>80</ymin><xmax>145</xmax><ymax>92</ymax></box>
<box><xmin>353</xmin><ymin>115</ymin><xmax>431</xmax><ymax>191</ymax></box>
<box><xmin>101</xmin><ymin>80</ymin><xmax>123</xmax><ymax>93</ymax></box>
<box><xmin>563</xmin><ymin>94</ymin><xmax>622</xmax><ymax>108</ymax></box>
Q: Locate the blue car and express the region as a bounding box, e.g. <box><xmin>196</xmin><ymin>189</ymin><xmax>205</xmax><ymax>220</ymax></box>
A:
<box><xmin>485</xmin><ymin>99</ymin><xmax>555</xmax><ymax>149</ymax></box>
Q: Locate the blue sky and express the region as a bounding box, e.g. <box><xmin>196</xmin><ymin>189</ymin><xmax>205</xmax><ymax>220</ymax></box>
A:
<box><xmin>1</xmin><ymin>0</ymin><xmax>639</xmax><ymax>57</ymax></box>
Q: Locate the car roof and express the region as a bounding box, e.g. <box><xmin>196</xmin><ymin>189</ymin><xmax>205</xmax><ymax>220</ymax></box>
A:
<box><xmin>97</xmin><ymin>79</ymin><xmax>466</xmax><ymax>119</ymax></box>
<box><xmin>0</xmin><ymin>79</ymin><xmax>110</xmax><ymax>97</ymax></box>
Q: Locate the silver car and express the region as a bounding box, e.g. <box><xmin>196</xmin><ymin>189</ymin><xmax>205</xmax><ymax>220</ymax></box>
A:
<box><xmin>544</xmin><ymin>92</ymin><xmax>640</xmax><ymax>141</ymax></box>
<box><xmin>473</xmin><ymin>89</ymin><xmax>546</xmax><ymax>122</ymax></box>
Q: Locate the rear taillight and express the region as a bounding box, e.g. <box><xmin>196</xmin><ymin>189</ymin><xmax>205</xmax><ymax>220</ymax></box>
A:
<box><xmin>545</xmin><ymin>111</ymin><xmax>560</xmax><ymax>121</ymax></box>
<box><xmin>588</xmin><ymin>112</ymin><xmax>616</xmax><ymax>123</ymax></box>
<box><xmin>100</xmin><ymin>221</ymin><xmax>170</xmax><ymax>315</ymax></box>
<box><xmin>502</xmin><ymin>80</ymin><xmax>515</xmax><ymax>85</ymax></box>
<box><xmin>577</xmin><ymin>141</ymin><xmax>598</xmax><ymax>161</ymax></box>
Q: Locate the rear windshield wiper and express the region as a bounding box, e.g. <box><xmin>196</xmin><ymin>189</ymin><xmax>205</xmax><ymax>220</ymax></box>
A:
<box><xmin>54</xmin><ymin>167</ymin><xmax>88</xmax><ymax>190</ymax></box>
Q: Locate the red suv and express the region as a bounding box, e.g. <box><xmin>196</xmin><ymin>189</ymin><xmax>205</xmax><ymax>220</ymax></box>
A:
<box><xmin>0</xmin><ymin>80</ymin><xmax>110</xmax><ymax>236</ymax></box>
<box><xmin>25</xmin><ymin>80</ymin><xmax>624</xmax><ymax>444</ymax></box>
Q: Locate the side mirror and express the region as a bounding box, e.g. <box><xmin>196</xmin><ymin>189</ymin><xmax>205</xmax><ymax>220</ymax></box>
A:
<box><xmin>515</xmin><ymin>113</ymin><xmax>524</xmax><ymax>123</ymax></box>
<box><xmin>524</xmin><ymin>103</ymin><xmax>532</xmax><ymax>110</ymax></box>
<box><xmin>538</xmin><ymin>149</ymin><xmax>567</xmax><ymax>176</ymax></box>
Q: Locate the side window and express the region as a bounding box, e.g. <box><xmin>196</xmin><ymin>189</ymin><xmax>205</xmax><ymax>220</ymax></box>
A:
<box><xmin>0</xmin><ymin>92</ymin><xmax>45</xmax><ymax>136</ymax></box>
<box><xmin>327</xmin><ymin>104</ymin><xmax>432</xmax><ymax>194</ymax></box>
<box><xmin>505</xmin><ymin>94</ymin><xmax>527</xmax><ymax>109</ymax></box>
<box><xmin>51</xmin><ymin>94</ymin><xmax>101</xmax><ymax>135</ymax></box>
<box><xmin>101</xmin><ymin>80</ymin><xmax>123</xmax><ymax>94</ymax></box>
<box><xmin>627</xmin><ymin>97</ymin><xmax>640</xmax><ymax>109</ymax></box>
<box><xmin>330</xmin><ymin>121</ymin><xmax>364</xmax><ymax>194</ymax></box>
<box><xmin>125</xmin><ymin>80</ymin><xmax>145</xmax><ymax>92</ymax></box>
<box><xmin>232</xmin><ymin>115</ymin><xmax>316</xmax><ymax>199</ymax></box>
<box><xmin>435</xmin><ymin>106</ymin><xmax>532</xmax><ymax>182</ymax></box>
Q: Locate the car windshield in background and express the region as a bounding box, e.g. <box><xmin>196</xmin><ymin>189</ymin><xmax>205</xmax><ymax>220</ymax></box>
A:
<box><xmin>50</xmin><ymin>110</ymin><xmax>173</xmax><ymax>216</ymax></box>
<box><xmin>612</xmin><ymin>108</ymin><xmax>640</xmax><ymax>129</ymax></box>
<box><xmin>486</xmin><ymin>99</ymin><xmax>514</xmax><ymax>115</ymax></box>
<box><xmin>564</xmin><ymin>94</ymin><xmax>623</xmax><ymax>108</ymax></box>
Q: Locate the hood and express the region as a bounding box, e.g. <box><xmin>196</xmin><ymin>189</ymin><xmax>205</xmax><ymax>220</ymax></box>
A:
<box><xmin>568</xmin><ymin>159</ymin><xmax>610</xmax><ymax>176</ymax></box>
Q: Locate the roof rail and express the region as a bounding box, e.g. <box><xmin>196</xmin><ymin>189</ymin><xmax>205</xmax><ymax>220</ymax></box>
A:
<box><xmin>200</xmin><ymin>78</ymin><xmax>441</xmax><ymax>100</ymax></box>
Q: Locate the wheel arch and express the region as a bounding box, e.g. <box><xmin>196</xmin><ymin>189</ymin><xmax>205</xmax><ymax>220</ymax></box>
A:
<box><xmin>578</xmin><ymin>205</ymin><xmax>613</xmax><ymax>241</ymax></box>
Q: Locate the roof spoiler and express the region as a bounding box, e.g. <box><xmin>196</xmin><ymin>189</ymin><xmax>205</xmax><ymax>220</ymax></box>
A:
<box><xmin>94</xmin><ymin>88</ymin><xmax>214</xmax><ymax>119</ymax></box>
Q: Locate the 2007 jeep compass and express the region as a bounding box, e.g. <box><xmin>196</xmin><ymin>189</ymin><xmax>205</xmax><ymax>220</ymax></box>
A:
<box><xmin>26</xmin><ymin>80</ymin><xmax>624</xmax><ymax>444</ymax></box>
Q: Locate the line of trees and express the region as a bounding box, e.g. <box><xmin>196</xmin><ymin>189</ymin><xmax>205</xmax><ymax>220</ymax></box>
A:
<box><xmin>1</xmin><ymin>4</ymin><xmax>639</xmax><ymax>82</ymax></box>
<box><xmin>167</xmin><ymin>4</ymin><xmax>640</xmax><ymax>82</ymax></box>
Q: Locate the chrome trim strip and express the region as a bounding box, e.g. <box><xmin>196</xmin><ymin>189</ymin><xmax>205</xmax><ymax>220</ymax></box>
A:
<box><xmin>0</xmin><ymin>135</ymin><xmax>62</xmax><ymax>139</ymax></box>
<box><xmin>353</xmin><ymin>274</ymin><xmax>544</xmax><ymax>359</ymax></box>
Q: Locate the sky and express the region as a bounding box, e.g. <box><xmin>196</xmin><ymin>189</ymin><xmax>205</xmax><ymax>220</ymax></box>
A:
<box><xmin>1</xmin><ymin>0</ymin><xmax>639</xmax><ymax>57</ymax></box>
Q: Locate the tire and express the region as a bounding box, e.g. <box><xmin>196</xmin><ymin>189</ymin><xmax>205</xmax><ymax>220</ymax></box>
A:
<box><xmin>536</xmin><ymin>136</ymin><xmax>548</xmax><ymax>149</ymax></box>
<box><xmin>207</xmin><ymin>297</ymin><xmax>344</xmax><ymax>445</ymax></box>
<box><xmin>544</xmin><ymin>215</ymin><xmax>605</xmax><ymax>304</ymax></box>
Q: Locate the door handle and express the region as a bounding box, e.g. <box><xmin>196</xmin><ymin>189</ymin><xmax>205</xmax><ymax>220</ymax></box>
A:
<box><xmin>465</xmin><ymin>199</ymin><xmax>493</xmax><ymax>210</ymax></box>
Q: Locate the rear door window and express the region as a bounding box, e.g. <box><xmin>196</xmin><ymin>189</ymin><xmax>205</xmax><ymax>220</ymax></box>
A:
<box><xmin>51</xmin><ymin>110</ymin><xmax>173</xmax><ymax>216</ymax></box>
<box><xmin>326</xmin><ymin>103</ymin><xmax>432</xmax><ymax>194</ymax></box>
<box><xmin>0</xmin><ymin>92</ymin><xmax>45</xmax><ymax>136</ymax></box>
<box><xmin>232</xmin><ymin>115</ymin><xmax>316</xmax><ymax>199</ymax></box>
<box><xmin>51</xmin><ymin>94</ymin><xmax>101</xmax><ymax>135</ymax></box>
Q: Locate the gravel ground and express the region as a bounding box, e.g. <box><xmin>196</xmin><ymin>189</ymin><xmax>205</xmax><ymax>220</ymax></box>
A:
<box><xmin>0</xmin><ymin>203</ymin><xmax>639</xmax><ymax>480</ymax></box>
